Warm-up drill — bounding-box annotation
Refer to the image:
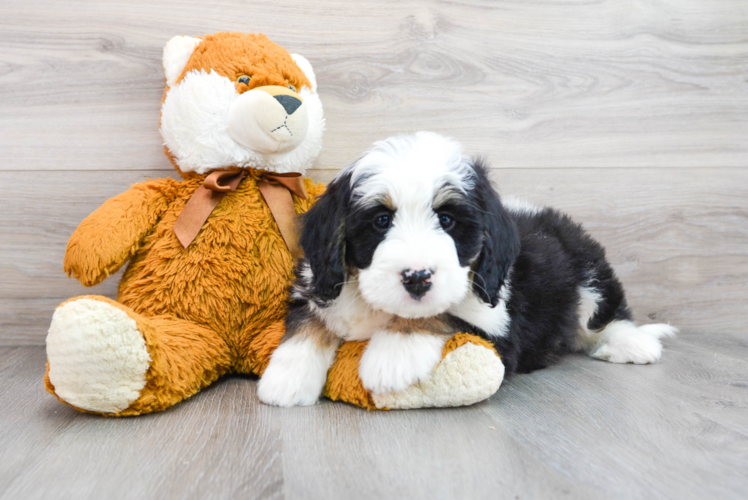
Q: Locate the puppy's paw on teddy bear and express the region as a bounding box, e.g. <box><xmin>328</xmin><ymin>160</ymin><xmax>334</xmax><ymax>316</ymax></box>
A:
<box><xmin>370</xmin><ymin>335</ymin><xmax>506</xmax><ymax>410</ymax></box>
<box><xmin>325</xmin><ymin>333</ymin><xmax>505</xmax><ymax>410</ymax></box>
<box><xmin>358</xmin><ymin>332</ymin><xmax>447</xmax><ymax>394</ymax></box>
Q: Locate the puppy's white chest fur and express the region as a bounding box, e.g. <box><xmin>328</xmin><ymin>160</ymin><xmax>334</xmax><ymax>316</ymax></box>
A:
<box><xmin>313</xmin><ymin>279</ymin><xmax>512</xmax><ymax>341</ymax></box>
<box><xmin>312</xmin><ymin>282</ymin><xmax>393</xmax><ymax>341</ymax></box>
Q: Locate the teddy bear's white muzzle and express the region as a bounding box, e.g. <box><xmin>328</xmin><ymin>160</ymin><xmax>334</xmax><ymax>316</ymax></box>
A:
<box><xmin>227</xmin><ymin>87</ymin><xmax>308</xmax><ymax>154</ymax></box>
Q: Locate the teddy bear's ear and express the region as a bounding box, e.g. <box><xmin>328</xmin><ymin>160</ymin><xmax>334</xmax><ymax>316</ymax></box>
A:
<box><xmin>291</xmin><ymin>53</ymin><xmax>317</xmax><ymax>92</ymax></box>
<box><xmin>163</xmin><ymin>36</ymin><xmax>202</xmax><ymax>87</ymax></box>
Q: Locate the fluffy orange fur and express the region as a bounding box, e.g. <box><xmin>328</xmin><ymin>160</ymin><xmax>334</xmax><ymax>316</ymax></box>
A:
<box><xmin>180</xmin><ymin>32</ymin><xmax>311</xmax><ymax>92</ymax></box>
<box><xmin>49</xmin><ymin>170</ymin><xmax>324</xmax><ymax>415</ymax></box>
<box><xmin>46</xmin><ymin>33</ymin><xmax>332</xmax><ymax>415</ymax></box>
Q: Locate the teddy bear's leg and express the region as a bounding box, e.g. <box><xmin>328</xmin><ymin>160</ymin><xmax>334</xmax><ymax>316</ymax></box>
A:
<box><xmin>235</xmin><ymin>320</ymin><xmax>286</xmax><ymax>377</ymax></box>
<box><xmin>324</xmin><ymin>333</ymin><xmax>505</xmax><ymax>410</ymax></box>
<box><xmin>45</xmin><ymin>295</ymin><xmax>232</xmax><ymax>416</ymax></box>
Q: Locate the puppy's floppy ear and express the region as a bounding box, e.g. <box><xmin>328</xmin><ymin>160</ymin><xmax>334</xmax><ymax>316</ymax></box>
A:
<box><xmin>471</xmin><ymin>158</ymin><xmax>520</xmax><ymax>307</ymax></box>
<box><xmin>299</xmin><ymin>170</ymin><xmax>353</xmax><ymax>303</ymax></box>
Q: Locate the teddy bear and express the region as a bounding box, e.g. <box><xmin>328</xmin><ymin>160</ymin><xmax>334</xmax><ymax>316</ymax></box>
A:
<box><xmin>44</xmin><ymin>31</ymin><xmax>505</xmax><ymax>416</ymax></box>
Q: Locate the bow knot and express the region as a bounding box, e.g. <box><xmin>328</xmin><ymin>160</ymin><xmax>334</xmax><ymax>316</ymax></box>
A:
<box><xmin>173</xmin><ymin>169</ymin><xmax>308</xmax><ymax>258</ymax></box>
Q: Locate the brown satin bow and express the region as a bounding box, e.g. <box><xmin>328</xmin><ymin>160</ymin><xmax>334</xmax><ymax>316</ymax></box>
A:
<box><xmin>173</xmin><ymin>170</ymin><xmax>308</xmax><ymax>258</ymax></box>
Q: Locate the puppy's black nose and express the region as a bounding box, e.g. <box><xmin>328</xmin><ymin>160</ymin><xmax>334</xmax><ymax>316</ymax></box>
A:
<box><xmin>274</xmin><ymin>94</ymin><xmax>302</xmax><ymax>115</ymax></box>
<box><xmin>401</xmin><ymin>269</ymin><xmax>432</xmax><ymax>300</ymax></box>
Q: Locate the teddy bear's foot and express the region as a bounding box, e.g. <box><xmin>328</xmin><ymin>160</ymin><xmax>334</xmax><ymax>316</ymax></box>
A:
<box><xmin>46</xmin><ymin>297</ymin><xmax>151</xmax><ymax>413</ymax></box>
<box><xmin>45</xmin><ymin>295</ymin><xmax>233</xmax><ymax>416</ymax></box>
<box><xmin>324</xmin><ymin>333</ymin><xmax>504</xmax><ymax>410</ymax></box>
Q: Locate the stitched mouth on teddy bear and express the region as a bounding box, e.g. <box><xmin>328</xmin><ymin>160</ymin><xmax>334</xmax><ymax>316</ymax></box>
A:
<box><xmin>228</xmin><ymin>86</ymin><xmax>309</xmax><ymax>154</ymax></box>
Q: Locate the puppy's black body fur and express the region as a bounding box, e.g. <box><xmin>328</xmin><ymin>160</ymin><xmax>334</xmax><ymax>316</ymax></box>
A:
<box><xmin>468</xmin><ymin>206</ymin><xmax>632</xmax><ymax>375</ymax></box>
<box><xmin>292</xmin><ymin>158</ymin><xmax>633</xmax><ymax>377</ymax></box>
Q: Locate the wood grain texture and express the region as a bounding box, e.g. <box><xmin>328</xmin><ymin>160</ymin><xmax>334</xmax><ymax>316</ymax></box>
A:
<box><xmin>1</xmin><ymin>343</ymin><xmax>745</xmax><ymax>500</ymax></box>
<box><xmin>2</xmin><ymin>167</ymin><xmax>745</xmax><ymax>345</ymax></box>
<box><xmin>0</xmin><ymin>0</ymin><xmax>747</xmax><ymax>171</ymax></box>
<box><xmin>0</xmin><ymin>1</ymin><xmax>747</xmax><ymax>496</ymax></box>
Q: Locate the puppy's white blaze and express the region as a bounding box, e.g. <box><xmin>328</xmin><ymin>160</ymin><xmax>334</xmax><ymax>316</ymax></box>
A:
<box><xmin>449</xmin><ymin>283</ymin><xmax>512</xmax><ymax>338</ymax></box>
<box><xmin>359</xmin><ymin>331</ymin><xmax>448</xmax><ymax>394</ymax></box>
<box><xmin>160</xmin><ymin>70</ymin><xmax>324</xmax><ymax>175</ymax></box>
<box><xmin>589</xmin><ymin>320</ymin><xmax>677</xmax><ymax>364</ymax></box>
<box><xmin>349</xmin><ymin>131</ymin><xmax>474</xmax><ymax>209</ymax></box>
<box><xmin>258</xmin><ymin>336</ymin><xmax>337</xmax><ymax>407</ymax></box>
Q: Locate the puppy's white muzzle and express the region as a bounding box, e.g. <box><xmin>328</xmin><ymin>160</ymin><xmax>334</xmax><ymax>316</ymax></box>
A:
<box><xmin>359</xmin><ymin>228</ymin><xmax>470</xmax><ymax>319</ymax></box>
<box><xmin>227</xmin><ymin>85</ymin><xmax>308</xmax><ymax>154</ymax></box>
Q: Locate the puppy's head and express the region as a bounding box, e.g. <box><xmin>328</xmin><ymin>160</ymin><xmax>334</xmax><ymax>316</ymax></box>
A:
<box><xmin>302</xmin><ymin>132</ymin><xmax>519</xmax><ymax>318</ymax></box>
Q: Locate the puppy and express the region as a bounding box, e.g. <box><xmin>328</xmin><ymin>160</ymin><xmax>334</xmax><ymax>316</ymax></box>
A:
<box><xmin>258</xmin><ymin>132</ymin><xmax>676</xmax><ymax>407</ymax></box>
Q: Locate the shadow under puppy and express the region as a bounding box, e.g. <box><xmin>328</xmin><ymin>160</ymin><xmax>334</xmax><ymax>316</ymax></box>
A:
<box><xmin>259</xmin><ymin>132</ymin><xmax>676</xmax><ymax>407</ymax></box>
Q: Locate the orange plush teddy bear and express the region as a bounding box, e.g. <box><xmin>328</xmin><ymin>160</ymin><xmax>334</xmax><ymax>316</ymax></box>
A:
<box><xmin>44</xmin><ymin>32</ymin><xmax>503</xmax><ymax>416</ymax></box>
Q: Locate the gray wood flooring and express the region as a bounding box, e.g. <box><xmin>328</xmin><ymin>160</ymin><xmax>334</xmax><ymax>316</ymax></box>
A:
<box><xmin>1</xmin><ymin>337</ymin><xmax>747</xmax><ymax>500</ymax></box>
<box><xmin>1</xmin><ymin>0</ymin><xmax>747</xmax><ymax>498</ymax></box>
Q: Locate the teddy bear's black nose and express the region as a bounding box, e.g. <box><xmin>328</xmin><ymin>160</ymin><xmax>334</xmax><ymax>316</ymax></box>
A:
<box><xmin>274</xmin><ymin>94</ymin><xmax>302</xmax><ymax>115</ymax></box>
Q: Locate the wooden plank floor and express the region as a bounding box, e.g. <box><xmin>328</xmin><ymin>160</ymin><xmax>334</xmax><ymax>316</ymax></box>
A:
<box><xmin>1</xmin><ymin>336</ymin><xmax>746</xmax><ymax>500</ymax></box>
<box><xmin>1</xmin><ymin>0</ymin><xmax>747</xmax><ymax>498</ymax></box>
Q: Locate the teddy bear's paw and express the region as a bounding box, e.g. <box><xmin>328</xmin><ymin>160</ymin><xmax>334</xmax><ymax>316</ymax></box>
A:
<box><xmin>370</xmin><ymin>342</ymin><xmax>505</xmax><ymax>410</ymax></box>
<box><xmin>46</xmin><ymin>298</ymin><xmax>151</xmax><ymax>413</ymax></box>
<box><xmin>359</xmin><ymin>332</ymin><xmax>446</xmax><ymax>394</ymax></box>
<box><xmin>258</xmin><ymin>337</ymin><xmax>335</xmax><ymax>407</ymax></box>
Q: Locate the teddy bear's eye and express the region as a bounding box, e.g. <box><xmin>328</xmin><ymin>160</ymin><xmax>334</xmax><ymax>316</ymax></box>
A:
<box><xmin>287</xmin><ymin>84</ymin><xmax>296</xmax><ymax>92</ymax></box>
<box><xmin>237</xmin><ymin>75</ymin><xmax>251</xmax><ymax>85</ymax></box>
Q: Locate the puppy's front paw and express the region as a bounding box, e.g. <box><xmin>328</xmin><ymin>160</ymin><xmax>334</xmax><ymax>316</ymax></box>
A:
<box><xmin>258</xmin><ymin>338</ymin><xmax>335</xmax><ymax>407</ymax></box>
<box><xmin>359</xmin><ymin>332</ymin><xmax>446</xmax><ymax>394</ymax></box>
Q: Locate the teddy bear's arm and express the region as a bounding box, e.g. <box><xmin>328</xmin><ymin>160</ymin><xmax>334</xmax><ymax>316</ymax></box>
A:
<box><xmin>64</xmin><ymin>178</ymin><xmax>179</xmax><ymax>286</ymax></box>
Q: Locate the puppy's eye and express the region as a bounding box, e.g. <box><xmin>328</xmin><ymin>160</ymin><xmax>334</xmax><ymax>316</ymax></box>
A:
<box><xmin>237</xmin><ymin>75</ymin><xmax>251</xmax><ymax>85</ymax></box>
<box><xmin>287</xmin><ymin>84</ymin><xmax>297</xmax><ymax>92</ymax></box>
<box><xmin>374</xmin><ymin>214</ymin><xmax>392</xmax><ymax>230</ymax></box>
<box><xmin>438</xmin><ymin>213</ymin><xmax>455</xmax><ymax>230</ymax></box>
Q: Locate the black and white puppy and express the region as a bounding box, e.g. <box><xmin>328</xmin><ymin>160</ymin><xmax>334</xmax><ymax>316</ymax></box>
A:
<box><xmin>258</xmin><ymin>132</ymin><xmax>676</xmax><ymax>407</ymax></box>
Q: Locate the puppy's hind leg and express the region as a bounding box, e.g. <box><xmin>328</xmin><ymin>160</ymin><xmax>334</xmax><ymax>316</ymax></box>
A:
<box><xmin>577</xmin><ymin>280</ymin><xmax>676</xmax><ymax>365</ymax></box>
<box><xmin>590</xmin><ymin>321</ymin><xmax>678</xmax><ymax>365</ymax></box>
<box><xmin>588</xmin><ymin>320</ymin><xmax>677</xmax><ymax>364</ymax></box>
